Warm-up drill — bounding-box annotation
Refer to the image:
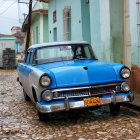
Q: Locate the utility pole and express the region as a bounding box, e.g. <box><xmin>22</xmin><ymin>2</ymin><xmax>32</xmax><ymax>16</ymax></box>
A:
<box><xmin>25</xmin><ymin>0</ymin><xmax>32</xmax><ymax>51</ymax></box>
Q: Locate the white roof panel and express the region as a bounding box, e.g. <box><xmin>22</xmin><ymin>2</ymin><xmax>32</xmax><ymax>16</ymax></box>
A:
<box><xmin>29</xmin><ymin>41</ymin><xmax>89</xmax><ymax>49</ymax></box>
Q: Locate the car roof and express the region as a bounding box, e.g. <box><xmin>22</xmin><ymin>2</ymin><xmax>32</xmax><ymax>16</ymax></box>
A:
<box><xmin>28</xmin><ymin>41</ymin><xmax>89</xmax><ymax>49</ymax></box>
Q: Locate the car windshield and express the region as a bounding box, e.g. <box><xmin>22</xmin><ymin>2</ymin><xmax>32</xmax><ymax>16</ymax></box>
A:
<box><xmin>34</xmin><ymin>44</ymin><xmax>97</xmax><ymax>65</ymax></box>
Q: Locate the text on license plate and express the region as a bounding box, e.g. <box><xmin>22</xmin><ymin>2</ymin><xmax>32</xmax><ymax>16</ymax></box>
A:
<box><xmin>84</xmin><ymin>97</ymin><xmax>100</xmax><ymax>107</ymax></box>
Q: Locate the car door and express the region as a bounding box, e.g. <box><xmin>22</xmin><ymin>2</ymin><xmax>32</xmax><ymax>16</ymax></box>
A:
<box><xmin>22</xmin><ymin>50</ymin><xmax>33</xmax><ymax>95</ymax></box>
<box><xmin>26</xmin><ymin>50</ymin><xmax>35</xmax><ymax>98</ymax></box>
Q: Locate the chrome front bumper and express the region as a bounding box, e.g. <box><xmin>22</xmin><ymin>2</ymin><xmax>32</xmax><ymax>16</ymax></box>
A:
<box><xmin>36</xmin><ymin>92</ymin><xmax>134</xmax><ymax>113</ymax></box>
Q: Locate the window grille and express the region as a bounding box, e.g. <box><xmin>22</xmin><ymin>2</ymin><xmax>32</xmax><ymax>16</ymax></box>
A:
<box><xmin>63</xmin><ymin>7</ymin><xmax>71</xmax><ymax>41</ymax></box>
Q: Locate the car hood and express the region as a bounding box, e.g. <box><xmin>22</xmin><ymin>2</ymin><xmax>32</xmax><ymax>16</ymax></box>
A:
<box><xmin>36</xmin><ymin>60</ymin><xmax>124</xmax><ymax>88</ymax></box>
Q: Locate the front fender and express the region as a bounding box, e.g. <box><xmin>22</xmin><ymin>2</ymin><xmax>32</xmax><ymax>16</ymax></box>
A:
<box><xmin>28</xmin><ymin>67</ymin><xmax>57</xmax><ymax>102</ymax></box>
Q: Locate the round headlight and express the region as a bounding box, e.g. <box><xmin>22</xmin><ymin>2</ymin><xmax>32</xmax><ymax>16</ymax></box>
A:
<box><xmin>120</xmin><ymin>67</ymin><xmax>130</xmax><ymax>79</ymax></box>
<box><xmin>42</xmin><ymin>91</ymin><xmax>53</xmax><ymax>101</ymax></box>
<box><xmin>40</xmin><ymin>75</ymin><xmax>51</xmax><ymax>87</ymax></box>
<box><xmin>121</xmin><ymin>82</ymin><xmax>130</xmax><ymax>92</ymax></box>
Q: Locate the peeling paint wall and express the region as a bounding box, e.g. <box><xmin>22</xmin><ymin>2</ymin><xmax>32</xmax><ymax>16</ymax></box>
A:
<box><xmin>99</xmin><ymin>0</ymin><xmax>112</xmax><ymax>62</ymax></box>
<box><xmin>92</xmin><ymin>0</ymin><xmax>123</xmax><ymax>63</ymax></box>
<box><xmin>48</xmin><ymin>0</ymin><xmax>82</xmax><ymax>42</ymax></box>
<box><xmin>48</xmin><ymin>0</ymin><xmax>138</xmax><ymax>68</ymax></box>
<box><xmin>81</xmin><ymin>0</ymin><xmax>91</xmax><ymax>44</ymax></box>
<box><xmin>110</xmin><ymin>0</ymin><xmax>123</xmax><ymax>64</ymax></box>
<box><xmin>89</xmin><ymin>0</ymin><xmax>101</xmax><ymax>60</ymax></box>
<box><xmin>129</xmin><ymin>0</ymin><xmax>140</xmax><ymax>96</ymax></box>
<box><xmin>129</xmin><ymin>0</ymin><xmax>139</xmax><ymax>66</ymax></box>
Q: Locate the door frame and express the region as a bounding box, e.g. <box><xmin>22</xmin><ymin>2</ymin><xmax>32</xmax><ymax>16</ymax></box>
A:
<box><xmin>122</xmin><ymin>0</ymin><xmax>132</xmax><ymax>68</ymax></box>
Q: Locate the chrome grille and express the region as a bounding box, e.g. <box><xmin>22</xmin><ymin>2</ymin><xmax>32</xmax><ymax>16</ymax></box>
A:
<box><xmin>60</xmin><ymin>89</ymin><xmax>89</xmax><ymax>97</ymax></box>
<box><xmin>52</xmin><ymin>83</ymin><xmax>121</xmax><ymax>99</ymax></box>
<box><xmin>90</xmin><ymin>86</ymin><xmax>116</xmax><ymax>96</ymax></box>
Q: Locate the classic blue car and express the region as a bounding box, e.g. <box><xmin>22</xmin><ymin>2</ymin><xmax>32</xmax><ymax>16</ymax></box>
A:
<box><xmin>17</xmin><ymin>41</ymin><xmax>134</xmax><ymax>121</ymax></box>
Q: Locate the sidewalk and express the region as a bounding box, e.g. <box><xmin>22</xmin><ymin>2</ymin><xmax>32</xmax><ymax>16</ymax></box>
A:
<box><xmin>132</xmin><ymin>92</ymin><xmax>140</xmax><ymax>107</ymax></box>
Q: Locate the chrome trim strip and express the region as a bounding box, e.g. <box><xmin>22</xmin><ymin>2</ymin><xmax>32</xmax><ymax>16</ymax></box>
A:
<box><xmin>53</xmin><ymin>94</ymin><xmax>89</xmax><ymax>100</ymax></box>
<box><xmin>51</xmin><ymin>83</ymin><xmax>121</xmax><ymax>92</ymax></box>
<box><xmin>37</xmin><ymin>94</ymin><xmax>133</xmax><ymax>113</ymax></box>
<box><xmin>52</xmin><ymin>86</ymin><xmax>91</xmax><ymax>92</ymax></box>
<box><xmin>53</xmin><ymin>92</ymin><xmax>116</xmax><ymax>99</ymax></box>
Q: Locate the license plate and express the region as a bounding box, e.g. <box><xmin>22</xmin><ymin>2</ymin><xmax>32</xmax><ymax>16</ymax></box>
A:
<box><xmin>84</xmin><ymin>97</ymin><xmax>100</xmax><ymax>107</ymax></box>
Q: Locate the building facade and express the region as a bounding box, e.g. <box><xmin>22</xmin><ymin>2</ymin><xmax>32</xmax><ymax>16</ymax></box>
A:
<box><xmin>22</xmin><ymin>1</ymin><xmax>49</xmax><ymax>47</ymax></box>
<box><xmin>48</xmin><ymin>0</ymin><xmax>123</xmax><ymax>63</ymax></box>
<box><xmin>0</xmin><ymin>27</ymin><xmax>25</xmax><ymax>53</ymax></box>
<box><xmin>11</xmin><ymin>27</ymin><xmax>25</xmax><ymax>53</ymax></box>
<box><xmin>129</xmin><ymin>0</ymin><xmax>140</xmax><ymax>105</ymax></box>
<box><xmin>0</xmin><ymin>37</ymin><xmax>17</xmax><ymax>68</ymax></box>
<box><xmin>13</xmin><ymin>31</ymin><xmax>25</xmax><ymax>53</ymax></box>
<box><xmin>11</xmin><ymin>26</ymin><xmax>22</xmax><ymax>35</ymax></box>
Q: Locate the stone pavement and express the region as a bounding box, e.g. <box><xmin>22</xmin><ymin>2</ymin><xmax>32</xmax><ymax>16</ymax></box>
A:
<box><xmin>0</xmin><ymin>70</ymin><xmax>140</xmax><ymax>140</ymax></box>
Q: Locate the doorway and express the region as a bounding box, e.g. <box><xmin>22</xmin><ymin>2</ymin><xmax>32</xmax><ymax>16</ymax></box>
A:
<box><xmin>53</xmin><ymin>27</ymin><xmax>57</xmax><ymax>41</ymax></box>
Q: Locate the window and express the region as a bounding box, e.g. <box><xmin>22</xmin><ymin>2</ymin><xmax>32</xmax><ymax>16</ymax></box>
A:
<box><xmin>63</xmin><ymin>7</ymin><xmax>71</xmax><ymax>41</ymax></box>
<box><xmin>29</xmin><ymin>51</ymin><xmax>34</xmax><ymax>64</ymax></box>
<box><xmin>35</xmin><ymin>47</ymin><xmax>62</xmax><ymax>60</ymax></box>
<box><xmin>25</xmin><ymin>52</ymin><xmax>30</xmax><ymax>64</ymax></box>
<box><xmin>84</xmin><ymin>46</ymin><xmax>91</xmax><ymax>58</ymax></box>
<box><xmin>53</xmin><ymin>11</ymin><xmax>57</xmax><ymax>23</ymax></box>
<box><xmin>34</xmin><ymin>45</ymin><xmax>96</xmax><ymax>65</ymax></box>
<box><xmin>53</xmin><ymin>27</ymin><xmax>57</xmax><ymax>41</ymax></box>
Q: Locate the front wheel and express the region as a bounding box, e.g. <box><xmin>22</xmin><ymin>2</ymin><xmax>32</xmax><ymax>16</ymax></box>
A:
<box><xmin>23</xmin><ymin>90</ymin><xmax>31</xmax><ymax>101</ymax></box>
<box><xmin>38</xmin><ymin>111</ymin><xmax>47</xmax><ymax>122</ymax></box>
<box><xmin>109</xmin><ymin>103</ymin><xmax>120</xmax><ymax>115</ymax></box>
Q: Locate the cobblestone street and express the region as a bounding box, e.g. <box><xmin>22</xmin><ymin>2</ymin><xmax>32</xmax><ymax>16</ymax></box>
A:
<box><xmin>0</xmin><ymin>70</ymin><xmax>140</xmax><ymax>140</ymax></box>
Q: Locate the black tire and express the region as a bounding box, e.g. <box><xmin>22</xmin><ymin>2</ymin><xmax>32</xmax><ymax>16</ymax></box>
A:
<box><xmin>38</xmin><ymin>111</ymin><xmax>47</xmax><ymax>122</ymax></box>
<box><xmin>109</xmin><ymin>103</ymin><xmax>120</xmax><ymax>115</ymax></box>
<box><xmin>23</xmin><ymin>90</ymin><xmax>31</xmax><ymax>101</ymax></box>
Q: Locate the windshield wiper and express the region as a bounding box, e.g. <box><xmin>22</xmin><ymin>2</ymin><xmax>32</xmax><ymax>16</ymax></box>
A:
<box><xmin>73</xmin><ymin>58</ymin><xmax>98</xmax><ymax>60</ymax></box>
<box><xmin>73</xmin><ymin>58</ymin><xmax>89</xmax><ymax>60</ymax></box>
